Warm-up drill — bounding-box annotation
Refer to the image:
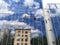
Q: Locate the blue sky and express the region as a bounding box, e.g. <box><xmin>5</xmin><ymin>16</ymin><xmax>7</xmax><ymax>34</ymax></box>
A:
<box><xmin>0</xmin><ymin>0</ymin><xmax>60</xmax><ymax>38</ymax></box>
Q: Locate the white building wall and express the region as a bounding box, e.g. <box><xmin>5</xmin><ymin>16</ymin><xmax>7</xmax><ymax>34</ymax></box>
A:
<box><xmin>43</xmin><ymin>9</ymin><xmax>56</xmax><ymax>45</ymax></box>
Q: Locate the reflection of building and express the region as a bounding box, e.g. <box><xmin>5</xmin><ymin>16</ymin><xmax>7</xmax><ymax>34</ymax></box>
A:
<box><xmin>0</xmin><ymin>28</ymin><xmax>10</xmax><ymax>45</ymax></box>
<box><xmin>0</xmin><ymin>30</ymin><xmax>4</xmax><ymax>41</ymax></box>
<box><xmin>0</xmin><ymin>28</ymin><xmax>9</xmax><ymax>41</ymax></box>
<box><xmin>14</xmin><ymin>29</ymin><xmax>31</xmax><ymax>45</ymax></box>
<box><xmin>44</xmin><ymin>9</ymin><xmax>56</xmax><ymax>45</ymax></box>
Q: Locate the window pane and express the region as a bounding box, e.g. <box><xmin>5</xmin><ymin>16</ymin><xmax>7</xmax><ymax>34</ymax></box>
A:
<box><xmin>17</xmin><ymin>34</ymin><xmax>20</xmax><ymax>36</ymax></box>
<box><xmin>25</xmin><ymin>39</ymin><xmax>28</xmax><ymax>42</ymax></box>
<box><xmin>17</xmin><ymin>43</ymin><xmax>20</xmax><ymax>45</ymax></box>
<box><xmin>22</xmin><ymin>35</ymin><xmax>24</xmax><ymax>37</ymax></box>
<box><xmin>21</xmin><ymin>39</ymin><xmax>23</xmax><ymax>41</ymax></box>
<box><xmin>25</xmin><ymin>35</ymin><xmax>28</xmax><ymax>37</ymax></box>
<box><xmin>25</xmin><ymin>43</ymin><xmax>27</xmax><ymax>45</ymax></box>
<box><xmin>21</xmin><ymin>43</ymin><xmax>23</xmax><ymax>45</ymax></box>
<box><xmin>17</xmin><ymin>39</ymin><xmax>20</xmax><ymax>41</ymax></box>
<box><xmin>18</xmin><ymin>31</ymin><xmax>20</xmax><ymax>33</ymax></box>
<box><xmin>22</xmin><ymin>30</ymin><xmax>24</xmax><ymax>33</ymax></box>
<box><xmin>25</xmin><ymin>31</ymin><xmax>28</xmax><ymax>34</ymax></box>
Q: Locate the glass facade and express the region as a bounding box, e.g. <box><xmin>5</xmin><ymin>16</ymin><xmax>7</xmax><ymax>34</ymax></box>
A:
<box><xmin>0</xmin><ymin>0</ymin><xmax>60</xmax><ymax>45</ymax></box>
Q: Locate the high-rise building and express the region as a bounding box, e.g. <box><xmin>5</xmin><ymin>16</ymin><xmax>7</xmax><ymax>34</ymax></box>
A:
<box><xmin>0</xmin><ymin>28</ymin><xmax>9</xmax><ymax>41</ymax></box>
<box><xmin>14</xmin><ymin>29</ymin><xmax>31</xmax><ymax>45</ymax></box>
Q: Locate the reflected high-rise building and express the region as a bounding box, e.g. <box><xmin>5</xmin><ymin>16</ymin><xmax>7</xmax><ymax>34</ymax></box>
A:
<box><xmin>14</xmin><ymin>29</ymin><xmax>31</xmax><ymax>45</ymax></box>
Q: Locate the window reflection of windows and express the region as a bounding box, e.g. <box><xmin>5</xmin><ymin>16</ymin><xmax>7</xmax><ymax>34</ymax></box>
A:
<box><xmin>25</xmin><ymin>31</ymin><xmax>28</xmax><ymax>34</ymax></box>
<box><xmin>17</xmin><ymin>39</ymin><xmax>20</xmax><ymax>41</ymax></box>
<box><xmin>25</xmin><ymin>39</ymin><xmax>28</xmax><ymax>42</ymax></box>
<box><xmin>21</xmin><ymin>39</ymin><xmax>23</xmax><ymax>41</ymax></box>
<box><xmin>51</xmin><ymin>16</ymin><xmax>60</xmax><ymax>45</ymax></box>
<box><xmin>25</xmin><ymin>43</ymin><xmax>27</xmax><ymax>45</ymax></box>
<box><xmin>22</xmin><ymin>30</ymin><xmax>24</xmax><ymax>33</ymax></box>
<box><xmin>50</xmin><ymin>9</ymin><xmax>56</xmax><ymax>14</ymax></box>
<box><xmin>17</xmin><ymin>34</ymin><xmax>20</xmax><ymax>37</ymax></box>
<box><xmin>25</xmin><ymin>35</ymin><xmax>28</xmax><ymax>37</ymax></box>
<box><xmin>22</xmin><ymin>35</ymin><xmax>24</xmax><ymax>37</ymax></box>
<box><xmin>21</xmin><ymin>43</ymin><xmax>23</xmax><ymax>45</ymax></box>
<box><xmin>17</xmin><ymin>43</ymin><xmax>20</xmax><ymax>45</ymax></box>
<box><xmin>18</xmin><ymin>31</ymin><xmax>20</xmax><ymax>33</ymax></box>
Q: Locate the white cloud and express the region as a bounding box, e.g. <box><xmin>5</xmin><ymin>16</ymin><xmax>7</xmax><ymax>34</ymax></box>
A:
<box><xmin>0</xmin><ymin>20</ymin><xmax>30</xmax><ymax>37</ymax></box>
<box><xmin>24</xmin><ymin>0</ymin><xmax>34</xmax><ymax>7</ymax></box>
<box><xmin>0</xmin><ymin>20</ymin><xmax>27</xmax><ymax>28</ymax></box>
<box><xmin>10</xmin><ymin>28</ymin><xmax>40</xmax><ymax>38</ymax></box>
<box><xmin>11</xmin><ymin>30</ymin><xmax>15</xmax><ymax>35</ymax></box>
<box><xmin>13</xmin><ymin>0</ymin><xmax>20</xmax><ymax>2</ymax></box>
<box><xmin>57</xmin><ymin>5</ymin><xmax>60</xmax><ymax>9</ymax></box>
<box><xmin>34</xmin><ymin>9</ymin><xmax>43</xmax><ymax>18</ymax></box>
<box><xmin>33</xmin><ymin>2</ymin><xmax>40</xmax><ymax>9</ymax></box>
<box><xmin>56</xmin><ymin>9</ymin><xmax>60</xmax><ymax>14</ymax></box>
<box><xmin>34</xmin><ymin>9</ymin><xmax>60</xmax><ymax>18</ymax></box>
<box><xmin>0</xmin><ymin>0</ymin><xmax>14</xmax><ymax>17</ymax></box>
<box><xmin>0</xmin><ymin>9</ymin><xmax>14</xmax><ymax>17</ymax></box>
<box><xmin>31</xmin><ymin>29</ymin><xmax>41</xmax><ymax>38</ymax></box>
<box><xmin>24</xmin><ymin>0</ymin><xmax>40</xmax><ymax>9</ymax></box>
<box><xmin>31</xmin><ymin>34</ymin><xmax>39</xmax><ymax>38</ymax></box>
<box><xmin>0</xmin><ymin>20</ymin><xmax>34</xmax><ymax>30</ymax></box>
<box><xmin>42</xmin><ymin>0</ymin><xmax>60</xmax><ymax>8</ymax></box>
<box><xmin>24</xmin><ymin>26</ymin><xmax>34</xmax><ymax>29</ymax></box>
<box><xmin>0</xmin><ymin>20</ymin><xmax>42</xmax><ymax>38</ymax></box>
<box><xmin>22</xmin><ymin>13</ymin><xmax>30</xmax><ymax>18</ymax></box>
<box><xmin>31</xmin><ymin>29</ymin><xmax>40</xmax><ymax>33</ymax></box>
<box><xmin>49</xmin><ymin>9</ymin><xmax>60</xmax><ymax>17</ymax></box>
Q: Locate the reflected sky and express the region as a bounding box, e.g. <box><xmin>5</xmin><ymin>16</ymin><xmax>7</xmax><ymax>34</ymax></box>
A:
<box><xmin>0</xmin><ymin>0</ymin><xmax>60</xmax><ymax>37</ymax></box>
